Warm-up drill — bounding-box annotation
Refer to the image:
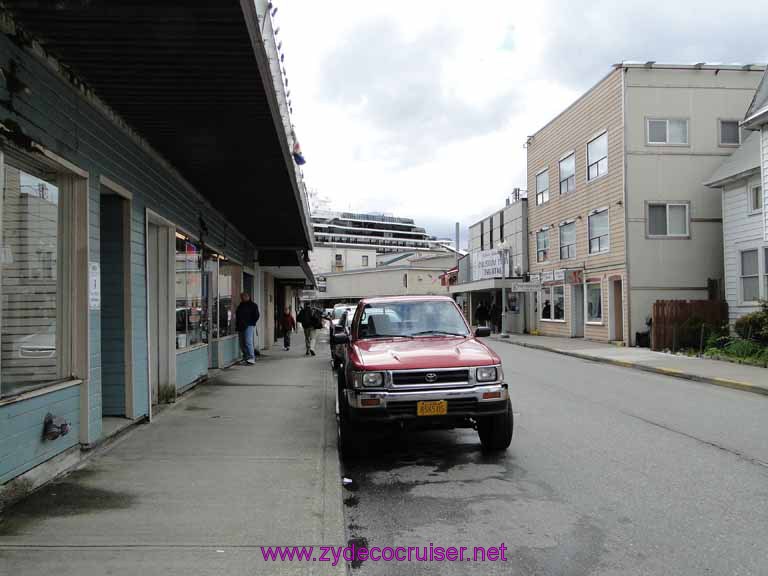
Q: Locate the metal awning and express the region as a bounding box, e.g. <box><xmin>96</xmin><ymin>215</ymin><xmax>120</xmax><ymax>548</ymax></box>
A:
<box><xmin>4</xmin><ymin>0</ymin><xmax>312</xmax><ymax>252</ymax></box>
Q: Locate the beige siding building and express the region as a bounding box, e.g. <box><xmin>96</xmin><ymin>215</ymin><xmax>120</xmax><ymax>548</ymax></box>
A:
<box><xmin>527</xmin><ymin>64</ymin><xmax>764</xmax><ymax>345</ymax></box>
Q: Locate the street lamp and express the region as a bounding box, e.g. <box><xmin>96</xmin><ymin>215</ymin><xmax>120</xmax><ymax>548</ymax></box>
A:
<box><xmin>497</xmin><ymin>240</ymin><xmax>510</xmax><ymax>338</ymax></box>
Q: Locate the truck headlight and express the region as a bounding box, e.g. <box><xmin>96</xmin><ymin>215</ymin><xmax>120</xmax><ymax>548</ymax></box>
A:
<box><xmin>355</xmin><ymin>372</ymin><xmax>384</xmax><ymax>388</ymax></box>
<box><xmin>476</xmin><ymin>366</ymin><xmax>498</xmax><ymax>382</ymax></box>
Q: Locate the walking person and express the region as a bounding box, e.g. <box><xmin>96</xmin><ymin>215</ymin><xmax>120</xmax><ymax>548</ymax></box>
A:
<box><xmin>235</xmin><ymin>292</ymin><xmax>260</xmax><ymax>365</ymax></box>
<box><xmin>297</xmin><ymin>303</ymin><xmax>320</xmax><ymax>356</ymax></box>
<box><xmin>280</xmin><ymin>306</ymin><xmax>296</xmax><ymax>351</ymax></box>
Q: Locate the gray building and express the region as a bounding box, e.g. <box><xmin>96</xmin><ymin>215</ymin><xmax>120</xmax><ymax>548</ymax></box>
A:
<box><xmin>451</xmin><ymin>190</ymin><xmax>530</xmax><ymax>333</ymax></box>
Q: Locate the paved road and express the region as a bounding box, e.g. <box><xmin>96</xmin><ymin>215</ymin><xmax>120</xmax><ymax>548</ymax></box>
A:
<box><xmin>340</xmin><ymin>340</ymin><xmax>768</xmax><ymax>575</ymax></box>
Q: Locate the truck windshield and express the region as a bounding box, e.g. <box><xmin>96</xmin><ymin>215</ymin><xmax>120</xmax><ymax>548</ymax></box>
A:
<box><xmin>357</xmin><ymin>301</ymin><xmax>469</xmax><ymax>339</ymax></box>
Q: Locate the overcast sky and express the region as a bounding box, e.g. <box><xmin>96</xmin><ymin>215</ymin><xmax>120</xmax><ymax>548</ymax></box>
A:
<box><xmin>275</xmin><ymin>0</ymin><xmax>768</xmax><ymax>244</ymax></box>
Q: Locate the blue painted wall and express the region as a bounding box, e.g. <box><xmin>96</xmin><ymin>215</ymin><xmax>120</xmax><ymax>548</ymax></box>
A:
<box><xmin>0</xmin><ymin>385</ymin><xmax>81</xmax><ymax>484</ymax></box>
<box><xmin>100</xmin><ymin>195</ymin><xmax>126</xmax><ymax>416</ymax></box>
<box><xmin>219</xmin><ymin>336</ymin><xmax>241</xmax><ymax>367</ymax></box>
<box><xmin>176</xmin><ymin>347</ymin><xmax>209</xmax><ymax>393</ymax></box>
<box><xmin>0</xmin><ymin>26</ymin><xmax>256</xmax><ymax>483</ymax></box>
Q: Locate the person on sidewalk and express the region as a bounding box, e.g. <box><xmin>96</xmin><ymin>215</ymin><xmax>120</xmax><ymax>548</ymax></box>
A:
<box><xmin>235</xmin><ymin>292</ymin><xmax>260</xmax><ymax>365</ymax></box>
<box><xmin>297</xmin><ymin>303</ymin><xmax>321</xmax><ymax>356</ymax></box>
<box><xmin>280</xmin><ymin>306</ymin><xmax>296</xmax><ymax>351</ymax></box>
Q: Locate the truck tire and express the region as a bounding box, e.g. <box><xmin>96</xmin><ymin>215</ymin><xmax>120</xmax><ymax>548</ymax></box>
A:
<box><xmin>337</xmin><ymin>371</ymin><xmax>360</xmax><ymax>460</ymax></box>
<box><xmin>477</xmin><ymin>400</ymin><xmax>513</xmax><ymax>451</ymax></box>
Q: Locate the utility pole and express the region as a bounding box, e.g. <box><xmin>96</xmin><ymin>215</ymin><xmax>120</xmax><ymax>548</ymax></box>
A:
<box><xmin>498</xmin><ymin>240</ymin><xmax>509</xmax><ymax>338</ymax></box>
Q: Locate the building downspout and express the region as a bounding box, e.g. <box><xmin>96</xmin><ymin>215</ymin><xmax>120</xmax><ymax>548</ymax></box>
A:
<box><xmin>621</xmin><ymin>66</ymin><xmax>632</xmax><ymax>345</ymax></box>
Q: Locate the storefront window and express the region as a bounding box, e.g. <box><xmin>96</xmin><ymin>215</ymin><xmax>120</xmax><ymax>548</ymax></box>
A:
<box><xmin>203</xmin><ymin>255</ymin><xmax>218</xmax><ymax>342</ymax></box>
<box><xmin>1</xmin><ymin>165</ymin><xmax>66</xmax><ymax>397</ymax></box>
<box><xmin>175</xmin><ymin>236</ymin><xmax>202</xmax><ymax>349</ymax></box>
<box><xmin>218</xmin><ymin>263</ymin><xmax>234</xmax><ymax>337</ymax></box>
<box><xmin>540</xmin><ymin>285</ymin><xmax>565</xmax><ymax>321</ymax></box>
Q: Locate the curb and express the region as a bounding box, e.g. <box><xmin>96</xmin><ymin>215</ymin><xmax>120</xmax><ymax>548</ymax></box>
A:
<box><xmin>492</xmin><ymin>337</ymin><xmax>768</xmax><ymax>398</ymax></box>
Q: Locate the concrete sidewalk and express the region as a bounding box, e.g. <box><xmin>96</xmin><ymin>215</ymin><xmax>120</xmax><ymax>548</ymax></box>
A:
<box><xmin>0</xmin><ymin>343</ymin><xmax>346</xmax><ymax>575</ymax></box>
<box><xmin>493</xmin><ymin>333</ymin><xmax>768</xmax><ymax>396</ymax></box>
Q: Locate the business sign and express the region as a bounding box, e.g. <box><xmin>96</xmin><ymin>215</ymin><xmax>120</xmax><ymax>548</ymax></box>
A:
<box><xmin>472</xmin><ymin>249</ymin><xmax>505</xmax><ymax>281</ymax></box>
<box><xmin>565</xmin><ymin>269</ymin><xmax>584</xmax><ymax>285</ymax></box>
<box><xmin>554</xmin><ymin>269</ymin><xmax>565</xmax><ymax>282</ymax></box>
<box><xmin>507</xmin><ymin>281</ymin><xmax>542</xmax><ymax>293</ymax></box>
<box><xmin>541</xmin><ymin>270</ymin><xmax>554</xmax><ymax>283</ymax></box>
<box><xmin>88</xmin><ymin>262</ymin><xmax>100</xmax><ymax>310</ymax></box>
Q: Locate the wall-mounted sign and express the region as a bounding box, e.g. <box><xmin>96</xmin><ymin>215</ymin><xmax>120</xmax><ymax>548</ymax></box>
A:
<box><xmin>554</xmin><ymin>269</ymin><xmax>565</xmax><ymax>281</ymax></box>
<box><xmin>472</xmin><ymin>249</ymin><xmax>505</xmax><ymax>281</ymax></box>
<box><xmin>541</xmin><ymin>270</ymin><xmax>554</xmax><ymax>283</ymax></box>
<box><xmin>508</xmin><ymin>282</ymin><xmax>542</xmax><ymax>293</ymax></box>
<box><xmin>565</xmin><ymin>269</ymin><xmax>584</xmax><ymax>285</ymax></box>
<box><xmin>89</xmin><ymin>262</ymin><xmax>100</xmax><ymax>310</ymax></box>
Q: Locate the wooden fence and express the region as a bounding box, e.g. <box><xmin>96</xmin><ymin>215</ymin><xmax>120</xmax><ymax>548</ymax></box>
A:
<box><xmin>651</xmin><ymin>300</ymin><xmax>728</xmax><ymax>352</ymax></box>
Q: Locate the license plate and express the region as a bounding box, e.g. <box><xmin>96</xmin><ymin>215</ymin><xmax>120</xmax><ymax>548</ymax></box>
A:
<box><xmin>417</xmin><ymin>400</ymin><xmax>448</xmax><ymax>416</ymax></box>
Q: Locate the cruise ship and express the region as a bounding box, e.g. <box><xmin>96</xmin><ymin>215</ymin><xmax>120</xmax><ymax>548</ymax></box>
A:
<box><xmin>311</xmin><ymin>210</ymin><xmax>452</xmax><ymax>254</ymax></box>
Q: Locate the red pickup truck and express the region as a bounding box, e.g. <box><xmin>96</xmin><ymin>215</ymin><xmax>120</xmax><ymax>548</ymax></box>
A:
<box><xmin>332</xmin><ymin>295</ymin><xmax>513</xmax><ymax>455</ymax></box>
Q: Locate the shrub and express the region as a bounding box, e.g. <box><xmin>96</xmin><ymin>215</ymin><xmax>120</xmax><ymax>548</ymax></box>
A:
<box><xmin>724</xmin><ymin>338</ymin><xmax>764</xmax><ymax>358</ymax></box>
<box><xmin>734</xmin><ymin>302</ymin><xmax>768</xmax><ymax>343</ymax></box>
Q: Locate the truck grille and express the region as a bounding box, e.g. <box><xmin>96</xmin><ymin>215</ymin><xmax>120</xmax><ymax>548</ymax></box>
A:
<box><xmin>391</xmin><ymin>369</ymin><xmax>469</xmax><ymax>386</ymax></box>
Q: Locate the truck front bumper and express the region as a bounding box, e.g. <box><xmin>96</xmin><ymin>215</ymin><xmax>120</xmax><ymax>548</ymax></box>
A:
<box><xmin>345</xmin><ymin>383</ymin><xmax>509</xmax><ymax>423</ymax></box>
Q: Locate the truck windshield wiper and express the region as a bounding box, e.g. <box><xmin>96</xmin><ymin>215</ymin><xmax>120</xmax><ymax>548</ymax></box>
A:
<box><xmin>411</xmin><ymin>330</ymin><xmax>467</xmax><ymax>337</ymax></box>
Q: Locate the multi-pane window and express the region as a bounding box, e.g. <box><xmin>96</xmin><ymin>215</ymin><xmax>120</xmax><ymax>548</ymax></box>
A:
<box><xmin>647</xmin><ymin>119</ymin><xmax>688</xmax><ymax>145</ymax></box>
<box><xmin>588</xmin><ymin>209</ymin><xmax>609</xmax><ymax>254</ymax></box>
<box><xmin>1</xmin><ymin>165</ymin><xmax>67</xmax><ymax>397</ymax></box>
<box><xmin>175</xmin><ymin>237</ymin><xmax>203</xmax><ymax>349</ymax></box>
<box><xmin>536</xmin><ymin>229</ymin><xmax>549</xmax><ymax>262</ymax></box>
<box><xmin>648</xmin><ymin>203</ymin><xmax>689</xmax><ymax>237</ymax></box>
<box><xmin>587</xmin><ymin>283</ymin><xmax>602</xmax><ymax>322</ymax></box>
<box><xmin>536</xmin><ymin>169</ymin><xmax>549</xmax><ymax>205</ymax></box>
<box><xmin>587</xmin><ymin>133</ymin><xmax>608</xmax><ymax>180</ymax></box>
<box><xmin>749</xmin><ymin>185</ymin><xmax>763</xmax><ymax>213</ymax></box>
<box><xmin>719</xmin><ymin>120</ymin><xmax>741</xmax><ymax>146</ymax></box>
<box><xmin>541</xmin><ymin>285</ymin><xmax>564</xmax><ymax>321</ymax></box>
<box><xmin>741</xmin><ymin>249</ymin><xmax>759</xmax><ymax>302</ymax></box>
<box><xmin>559</xmin><ymin>153</ymin><xmax>576</xmax><ymax>194</ymax></box>
<box><xmin>559</xmin><ymin>221</ymin><xmax>576</xmax><ymax>260</ymax></box>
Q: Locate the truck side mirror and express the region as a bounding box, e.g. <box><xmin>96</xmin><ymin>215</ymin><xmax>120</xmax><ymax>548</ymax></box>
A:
<box><xmin>332</xmin><ymin>333</ymin><xmax>349</xmax><ymax>345</ymax></box>
<box><xmin>474</xmin><ymin>326</ymin><xmax>491</xmax><ymax>338</ymax></box>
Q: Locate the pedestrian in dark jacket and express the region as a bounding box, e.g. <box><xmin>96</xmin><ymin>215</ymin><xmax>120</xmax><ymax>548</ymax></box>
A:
<box><xmin>279</xmin><ymin>306</ymin><xmax>296</xmax><ymax>351</ymax></box>
<box><xmin>235</xmin><ymin>292</ymin><xmax>260</xmax><ymax>364</ymax></box>
<box><xmin>297</xmin><ymin>303</ymin><xmax>320</xmax><ymax>356</ymax></box>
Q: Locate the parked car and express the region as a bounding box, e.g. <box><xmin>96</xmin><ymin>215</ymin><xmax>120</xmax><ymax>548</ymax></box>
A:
<box><xmin>330</xmin><ymin>309</ymin><xmax>353</xmax><ymax>370</ymax></box>
<box><xmin>329</xmin><ymin>304</ymin><xmax>356</xmax><ymax>349</ymax></box>
<box><xmin>333</xmin><ymin>295</ymin><xmax>512</xmax><ymax>455</ymax></box>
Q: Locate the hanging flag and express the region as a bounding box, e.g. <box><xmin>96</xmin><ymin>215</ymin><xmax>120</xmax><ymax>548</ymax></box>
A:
<box><xmin>292</xmin><ymin>139</ymin><xmax>306</xmax><ymax>165</ymax></box>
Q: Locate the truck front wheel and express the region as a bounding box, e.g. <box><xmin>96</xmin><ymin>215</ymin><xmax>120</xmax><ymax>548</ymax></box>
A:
<box><xmin>477</xmin><ymin>400</ymin><xmax>513</xmax><ymax>451</ymax></box>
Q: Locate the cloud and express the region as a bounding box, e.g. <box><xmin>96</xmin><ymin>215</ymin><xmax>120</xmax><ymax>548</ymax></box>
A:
<box><xmin>319</xmin><ymin>18</ymin><xmax>519</xmax><ymax>167</ymax></box>
<box><xmin>540</xmin><ymin>0</ymin><xmax>768</xmax><ymax>90</ymax></box>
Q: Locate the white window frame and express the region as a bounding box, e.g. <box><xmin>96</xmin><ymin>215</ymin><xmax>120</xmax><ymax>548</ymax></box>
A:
<box><xmin>587</xmin><ymin>207</ymin><xmax>610</xmax><ymax>255</ymax></box>
<box><xmin>646</xmin><ymin>118</ymin><xmax>689</xmax><ymax>146</ymax></box>
<box><xmin>540</xmin><ymin>284</ymin><xmax>566</xmax><ymax>323</ymax></box>
<box><xmin>362</xmin><ymin>255</ymin><xmax>369</xmax><ymax>267</ymax></box>
<box><xmin>559</xmin><ymin>220</ymin><xmax>576</xmax><ymax>260</ymax></box>
<box><xmin>718</xmin><ymin>119</ymin><xmax>741</xmax><ymax>147</ymax></box>
<box><xmin>536</xmin><ymin>228</ymin><xmax>549</xmax><ymax>262</ymax></box>
<box><xmin>739</xmin><ymin>248</ymin><xmax>760</xmax><ymax>304</ymax></box>
<box><xmin>647</xmin><ymin>202</ymin><xmax>690</xmax><ymax>238</ymax></box>
<box><xmin>536</xmin><ymin>168</ymin><xmax>550</xmax><ymax>205</ymax></box>
<box><xmin>586</xmin><ymin>281</ymin><xmax>603</xmax><ymax>324</ymax></box>
<box><xmin>748</xmin><ymin>184</ymin><xmax>763</xmax><ymax>215</ymax></box>
<box><xmin>559</xmin><ymin>151</ymin><xmax>576</xmax><ymax>195</ymax></box>
<box><xmin>586</xmin><ymin>131</ymin><xmax>608</xmax><ymax>182</ymax></box>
